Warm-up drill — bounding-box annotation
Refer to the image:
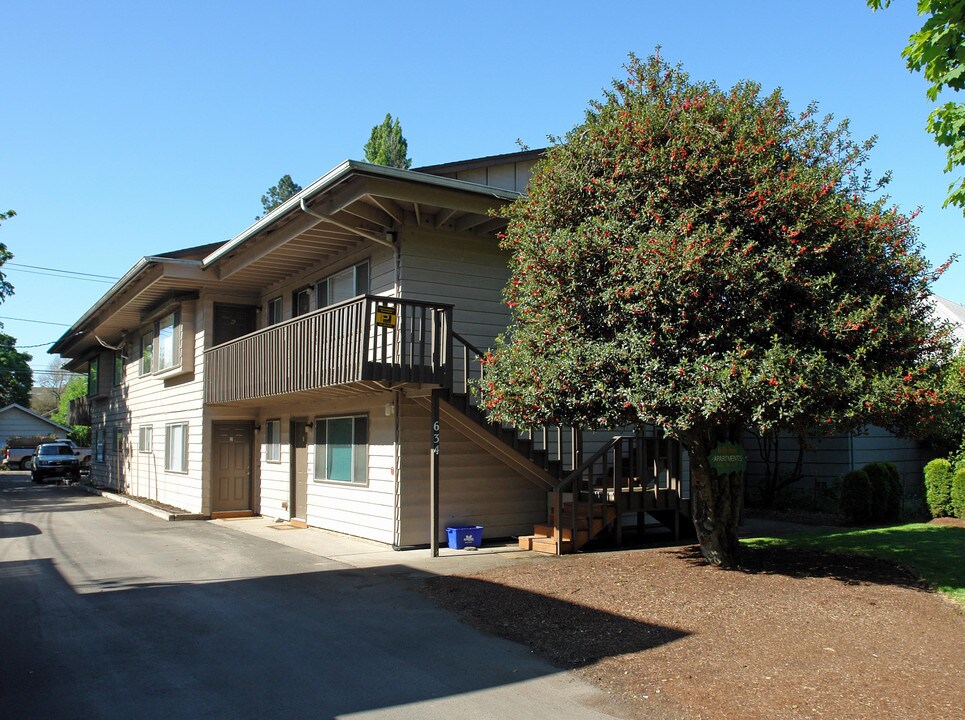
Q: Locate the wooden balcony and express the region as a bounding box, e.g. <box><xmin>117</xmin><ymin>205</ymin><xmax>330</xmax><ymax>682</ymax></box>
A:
<box><xmin>68</xmin><ymin>395</ymin><xmax>91</xmax><ymax>426</ymax></box>
<box><xmin>204</xmin><ymin>296</ymin><xmax>454</xmax><ymax>404</ymax></box>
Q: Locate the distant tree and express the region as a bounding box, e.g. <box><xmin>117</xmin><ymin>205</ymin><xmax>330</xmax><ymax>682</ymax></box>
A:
<box><xmin>869</xmin><ymin>1</ymin><xmax>965</xmax><ymax>212</ymax></box>
<box><xmin>363</xmin><ymin>113</ymin><xmax>412</xmax><ymax>169</ymax></box>
<box><xmin>0</xmin><ymin>331</ymin><xmax>32</xmax><ymax>407</ymax></box>
<box><xmin>51</xmin><ymin>375</ymin><xmax>87</xmax><ymax>427</ymax></box>
<box><xmin>0</xmin><ymin>208</ymin><xmax>14</xmax><ymax>301</ymax></box>
<box><xmin>31</xmin><ymin>359</ymin><xmax>77</xmax><ymax>417</ymax></box>
<box><xmin>260</xmin><ymin>175</ymin><xmax>302</xmax><ymax>218</ymax></box>
<box><xmin>480</xmin><ymin>53</ymin><xmax>953</xmax><ymax>567</ymax></box>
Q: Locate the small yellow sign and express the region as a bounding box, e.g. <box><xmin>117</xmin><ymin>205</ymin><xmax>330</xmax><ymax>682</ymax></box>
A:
<box><xmin>375</xmin><ymin>306</ymin><xmax>397</xmax><ymax>328</ymax></box>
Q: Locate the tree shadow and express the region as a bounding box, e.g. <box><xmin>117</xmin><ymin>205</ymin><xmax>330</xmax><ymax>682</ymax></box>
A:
<box><xmin>424</xmin><ymin>574</ymin><xmax>688</xmax><ymax>669</ymax></box>
<box><xmin>0</xmin><ymin>552</ymin><xmax>684</xmax><ymax>719</ymax></box>
<box><xmin>672</xmin><ymin>542</ymin><xmax>931</xmax><ymax>593</ymax></box>
<box><xmin>0</xmin><ymin>521</ymin><xmax>41</xmax><ymax>538</ymax></box>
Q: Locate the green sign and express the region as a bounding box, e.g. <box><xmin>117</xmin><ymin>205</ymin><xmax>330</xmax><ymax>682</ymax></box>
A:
<box><xmin>709</xmin><ymin>442</ymin><xmax>746</xmax><ymax>475</ymax></box>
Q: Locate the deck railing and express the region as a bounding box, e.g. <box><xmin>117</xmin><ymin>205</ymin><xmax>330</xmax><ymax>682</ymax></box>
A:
<box><xmin>205</xmin><ymin>295</ymin><xmax>453</xmax><ymax>404</ymax></box>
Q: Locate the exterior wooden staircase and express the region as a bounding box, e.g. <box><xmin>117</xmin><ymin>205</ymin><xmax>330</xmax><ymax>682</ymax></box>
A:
<box><xmin>410</xmin><ymin>331</ymin><xmax>691</xmax><ymax>555</ymax></box>
<box><xmin>518</xmin><ymin>434</ymin><xmax>692</xmax><ymax>554</ymax></box>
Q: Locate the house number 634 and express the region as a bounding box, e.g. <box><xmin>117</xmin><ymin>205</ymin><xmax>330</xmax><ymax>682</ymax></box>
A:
<box><xmin>432</xmin><ymin>421</ymin><xmax>440</xmax><ymax>455</ymax></box>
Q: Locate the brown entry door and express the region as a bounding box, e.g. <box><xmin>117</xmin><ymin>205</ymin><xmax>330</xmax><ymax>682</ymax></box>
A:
<box><xmin>290</xmin><ymin>420</ymin><xmax>309</xmax><ymax>521</ymax></box>
<box><xmin>212</xmin><ymin>422</ymin><xmax>253</xmax><ymax>512</ymax></box>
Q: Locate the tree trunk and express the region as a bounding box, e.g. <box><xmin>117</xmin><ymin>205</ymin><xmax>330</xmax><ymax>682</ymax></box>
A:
<box><xmin>683</xmin><ymin>425</ymin><xmax>744</xmax><ymax>568</ymax></box>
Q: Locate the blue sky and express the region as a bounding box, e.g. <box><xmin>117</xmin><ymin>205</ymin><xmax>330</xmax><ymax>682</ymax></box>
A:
<box><xmin>2</xmin><ymin>1</ymin><xmax>963</xmax><ymax>380</ymax></box>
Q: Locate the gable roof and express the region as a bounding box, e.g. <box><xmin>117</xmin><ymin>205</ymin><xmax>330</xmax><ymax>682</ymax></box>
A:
<box><xmin>0</xmin><ymin>403</ymin><xmax>73</xmax><ymax>434</ymax></box>
<box><xmin>51</xmin><ymin>157</ymin><xmax>524</xmax><ymax>365</ymax></box>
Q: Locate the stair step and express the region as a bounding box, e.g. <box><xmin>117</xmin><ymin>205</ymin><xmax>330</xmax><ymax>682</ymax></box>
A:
<box><xmin>533</xmin><ymin>524</ymin><xmax>602</xmax><ymax>542</ymax></box>
<box><xmin>530</xmin><ymin>536</ymin><xmax>573</xmax><ymax>554</ymax></box>
<box><xmin>518</xmin><ymin>533</ymin><xmax>545</xmax><ymax>551</ymax></box>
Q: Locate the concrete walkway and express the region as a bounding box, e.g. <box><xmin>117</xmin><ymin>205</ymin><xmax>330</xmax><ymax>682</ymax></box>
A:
<box><xmin>210</xmin><ymin>515</ymin><xmax>548</xmax><ymax>576</ymax></box>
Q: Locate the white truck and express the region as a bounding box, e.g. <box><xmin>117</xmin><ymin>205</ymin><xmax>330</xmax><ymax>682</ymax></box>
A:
<box><xmin>3</xmin><ymin>437</ymin><xmax>91</xmax><ymax>471</ymax></box>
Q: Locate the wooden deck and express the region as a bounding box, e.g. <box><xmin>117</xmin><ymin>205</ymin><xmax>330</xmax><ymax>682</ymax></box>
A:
<box><xmin>204</xmin><ymin>295</ymin><xmax>453</xmax><ymax>404</ymax></box>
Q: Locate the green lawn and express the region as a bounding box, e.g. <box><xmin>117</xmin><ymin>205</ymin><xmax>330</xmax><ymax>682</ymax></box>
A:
<box><xmin>744</xmin><ymin>523</ymin><xmax>965</xmax><ymax>606</ymax></box>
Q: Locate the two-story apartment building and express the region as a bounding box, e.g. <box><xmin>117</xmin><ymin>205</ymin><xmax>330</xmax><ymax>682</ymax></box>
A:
<box><xmin>54</xmin><ymin>151</ymin><xmax>691</xmax><ymax>552</ymax></box>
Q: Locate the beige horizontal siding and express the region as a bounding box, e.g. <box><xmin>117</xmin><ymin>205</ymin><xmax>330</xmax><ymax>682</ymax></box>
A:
<box><xmin>397</xmin><ymin>397</ymin><xmax>545</xmax><ymax>547</ymax></box>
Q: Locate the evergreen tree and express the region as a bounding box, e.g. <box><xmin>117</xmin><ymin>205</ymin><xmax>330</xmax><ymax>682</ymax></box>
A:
<box><xmin>260</xmin><ymin>175</ymin><xmax>302</xmax><ymax>218</ymax></box>
<box><xmin>364</xmin><ymin>113</ymin><xmax>412</xmax><ymax>169</ymax></box>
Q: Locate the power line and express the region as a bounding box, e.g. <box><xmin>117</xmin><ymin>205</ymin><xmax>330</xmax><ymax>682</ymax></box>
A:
<box><xmin>6</xmin><ymin>267</ymin><xmax>116</xmax><ymax>284</ymax></box>
<box><xmin>0</xmin><ymin>316</ymin><xmax>71</xmax><ymax>327</ymax></box>
<box><xmin>6</xmin><ymin>262</ymin><xmax>119</xmax><ymax>280</ymax></box>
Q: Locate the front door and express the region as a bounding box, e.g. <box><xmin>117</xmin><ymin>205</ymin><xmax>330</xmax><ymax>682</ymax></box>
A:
<box><xmin>290</xmin><ymin>420</ymin><xmax>309</xmax><ymax>522</ymax></box>
<box><xmin>211</xmin><ymin>422</ymin><xmax>253</xmax><ymax>512</ymax></box>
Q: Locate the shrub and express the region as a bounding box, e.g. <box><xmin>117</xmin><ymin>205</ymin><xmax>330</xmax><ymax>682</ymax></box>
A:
<box><xmin>952</xmin><ymin>468</ymin><xmax>965</xmax><ymax>519</ymax></box>
<box><xmin>863</xmin><ymin>461</ymin><xmax>903</xmax><ymax>522</ymax></box>
<box><xmin>924</xmin><ymin>458</ymin><xmax>954</xmax><ymax>518</ymax></box>
<box><xmin>886</xmin><ymin>471</ymin><xmax>904</xmax><ymax>521</ymax></box>
<box><xmin>841</xmin><ymin>469</ymin><xmax>873</xmax><ymax>524</ymax></box>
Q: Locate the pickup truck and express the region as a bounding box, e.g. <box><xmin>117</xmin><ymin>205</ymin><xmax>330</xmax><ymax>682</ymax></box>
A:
<box><xmin>3</xmin><ymin>437</ymin><xmax>92</xmax><ymax>471</ymax></box>
<box><xmin>31</xmin><ymin>442</ymin><xmax>81</xmax><ymax>484</ymax></box>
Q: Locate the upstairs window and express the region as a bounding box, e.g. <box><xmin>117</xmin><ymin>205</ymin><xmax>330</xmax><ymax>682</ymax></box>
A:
<box><xmin>267</xmin><ymin>297</ymin><xmax>283</xmax><ymax>325</ymax></box>
<box><xmin>316</xmin><ymin>261</ymin><xmax>369</xmax><ymax>308</ymax></box>
<box><xmin>140</xmin><ymin>331</ymin><xmax>153</xmax><ymax>375</ymax></box>
<box><xmin>87</xmin><ymin>357</ymin><xmax>100</xmax><ymax>397</ymax></box>
<box><xmin>292</xmin><ymin>288</ymin><xmax>312</xmax><ymax>318</ymax></box>
<box><xmin>156</xmin><ymin>311</ymin><xmax>181</xmax><ymax>372</ymax></box>
<box><xmin>113</xmin><ymin>349</ymin><xmax>124</xmax><ymax>386</ymax></box>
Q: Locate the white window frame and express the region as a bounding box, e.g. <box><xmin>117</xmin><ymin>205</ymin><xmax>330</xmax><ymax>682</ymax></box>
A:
<box><xmin>265</xmin><ymin>419</ymin><xmax>281</xmax><ymax>463</ymax></box>
<box><xmin>164</xmin><ymin>423</ymin><xmax>188</xmax><ymax>473</ymax></box>
<box><xmin>156</xmin><ymin>311</ymin><xmax>181</xmax><ymax>372</ymax></box>
<box><xmin>313</xmin><ymin>415</ymin><xmax>368</xmax><ymax>485</ymax></box>
<box><xmin>139</xmin><ymin>426</ymin><xmax>153</xmax><ymax>453</ymax></box>
<box><xmin>140</xmin><ymin>331</ymin><xmax>153</xmax><ymax>375</ymax></box>
<box><xmin>316</xmin><ymin>261</ymin><xmax>369</xmax><ymax>309</ymax></box>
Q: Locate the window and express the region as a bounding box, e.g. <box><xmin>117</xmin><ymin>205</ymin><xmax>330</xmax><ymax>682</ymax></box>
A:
<box><xmin>292</xmin><ymin>288</ymin><xmax>312</xmax><ymax>317</ymax></box>
<box><xmin>314</xmin><ymin>415</ymin><xmax>368</xmax><ymax>484</ymax></box>
<box><xmin>165</xmin><ymin>423</ymin><xmax>188</xmax><ymax>473</ymax></box>
<box><xmin>88</xmin><ymin>357</ymin><xmax>99</xmax><ymax>397</ymax></box>
<box><xmin>267</xmin><ymin>297</ymin><xmax>283</xmax><ymax>325</ymax></box>
<box><xmin>265</xmin><ymin>419</ymin><xmax>281</xmax><ymax>462</ymax></box>
<box><xmin>139</xmin><ymin>426</ymin><xmax>153</xmax><ymax>453</ymax></box>
<box><xmin>113</xmin><ymin>350</ymin><xmax>124</xmax><ymax>386</ymax></box>
<box><xmin>316</xmin><ymin>261</ymin><xmax>369</xmax><ymax>308</ymax></box>
<box><xmin>140</xmin><ymin>331</ymin><xmax>153</xmax><ymax>375</ymax></box>
<box><xmin>156</xmin><ymin>311</ymin><xmax>181</xmax><ymax>372</ymax></box>
<box><xmin>94</xmin><ymin>428</ymin><xmax>105</xmax><ymax>463</ymax></box>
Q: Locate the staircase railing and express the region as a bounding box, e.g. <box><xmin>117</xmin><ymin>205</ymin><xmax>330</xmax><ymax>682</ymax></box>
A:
<box><xmin>451</xmin><ymin>331</ymin><xmax>581</xmax><ymax>478</ymax></box>
<box><xmin>550</xmin><ymin>433</ymin><xmax>690</xmax><ymax>553</ymax></box>
<box><xmin>552</xmin><ymin>436</ymin><xmax>625</xmax><ymax>554</ymax></box>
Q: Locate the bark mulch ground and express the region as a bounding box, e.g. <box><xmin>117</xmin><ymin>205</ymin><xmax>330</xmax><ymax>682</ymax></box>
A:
<box><xmin>423</xmin><ymin>524</ymin><xmax>964</xmax><ymax>720</ymax></box>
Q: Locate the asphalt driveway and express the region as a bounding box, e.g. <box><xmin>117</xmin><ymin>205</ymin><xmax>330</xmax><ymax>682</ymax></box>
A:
<box><xmin>0</xmin><ymin>473</ymin><xmax>631</xmax><ymax>719</ymax></box>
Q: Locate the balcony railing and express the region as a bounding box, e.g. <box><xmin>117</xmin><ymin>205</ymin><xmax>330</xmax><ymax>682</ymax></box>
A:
<box><xmin>205</xmin><ymin>295</ymin><xmax>454</xmax><ymax>404</ymax></box>
<box><xmin>68</xmin><ymin>395</ymin><xmax>91</xmax><ymax>426</ymax></box>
